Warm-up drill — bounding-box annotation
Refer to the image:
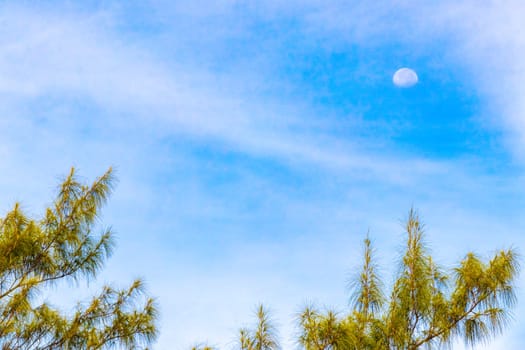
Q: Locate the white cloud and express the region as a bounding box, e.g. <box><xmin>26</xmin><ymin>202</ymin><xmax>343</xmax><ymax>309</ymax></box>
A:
<box><xmin>0</xmin><ymin>2</ymin><xmax>524</xmax><ymax>349</ymax></box>
<box><xmin>0</xmin><ymin>3</ymin><xmax>458</xmax><ymax>185</ymax></box>
<box><xmin>142</xmin><ymin>0</ymin><xmax>525</xmax><ymax>157</ymax></box>
<box><xmin>295</xmin><ymin>0</ymin><xmax>525</xmax><ymax>156</ymax></box>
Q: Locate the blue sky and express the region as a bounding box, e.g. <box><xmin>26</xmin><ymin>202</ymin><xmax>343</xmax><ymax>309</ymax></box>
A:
<box><xmin>1</xmin><ymin>1</ymin><xmax>524</xmax><ymax>349</ymax></box>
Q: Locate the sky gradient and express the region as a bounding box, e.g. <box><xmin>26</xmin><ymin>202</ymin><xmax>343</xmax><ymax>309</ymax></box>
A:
<box><xmin>1</xmin><ymin>1</ymin><xmax>524</xmax><ymax>349</ymax></box>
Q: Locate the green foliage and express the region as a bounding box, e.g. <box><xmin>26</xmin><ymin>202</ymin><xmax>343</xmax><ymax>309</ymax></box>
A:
<box><xmin>0</xmin><ymin>168</ymin><xmax>158</xmax><ymax>349</ymax></box>
<box><xmin>191</xmin><ymin>209</ymin><xmax>519</xmax><ymax>350</ymax></box>
<box><xmin>238</xmin><ymin>304</ymin><xmax>279</xmax><ymax>350</ymax></box>
<box><xmin>298</xmin><ymin>307</ymin><xmax>354</xmax><ymax>350</ymax></box>
<box><xmin>298</xmin><ymin>209</ymin><xmax>519</xmax><ymax>349</ymax></box>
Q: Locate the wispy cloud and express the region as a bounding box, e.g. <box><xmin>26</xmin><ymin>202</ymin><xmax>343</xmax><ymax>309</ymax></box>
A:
<box><xmin>287</xmin><ymin>0</ymin><xmax>525</xmax><ymax>156</ymax></box>
<box><xmin>0</xmin><ymin>2</ymin><xmax>454</xmax><ymax>181</ymax></box>
<box><xmin>0</xmin><ymin>2</ymin><xmax>524</xmax><ymax>349</ymax></box>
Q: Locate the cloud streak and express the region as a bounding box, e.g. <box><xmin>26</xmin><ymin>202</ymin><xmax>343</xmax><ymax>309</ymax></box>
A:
<box><xmin>0</xmin><ymin>2</ymin><xmax>524</xmax><ymax>349</ymax></box>
<box><xmin>0</xmin><ymin>2</ymin><xmax>454</xmax><ymax>183</ymax></box>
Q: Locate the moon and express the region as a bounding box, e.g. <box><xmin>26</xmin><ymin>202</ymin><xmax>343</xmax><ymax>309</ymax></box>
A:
<box><xmin>393</xmin><ymin>68</ymin><xmax>418</xmax><ymax>88</ymax></box>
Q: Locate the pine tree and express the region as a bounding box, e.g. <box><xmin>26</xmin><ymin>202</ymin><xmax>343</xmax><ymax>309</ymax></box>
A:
<box><xmin>298</xmin><ymin>209</ymin><xmax>519</xmax><ymax>349</ymax></box>
<box><xmin>238</xmin><ymin>304</ymin><xmax>279</xmax><ymax>350</ymax></box>
<box><xmin>191</xmin><ymin>344</ymin><xmax>215</xmax><ymax>350</ymax></box>
<box><xmin>0</xmin><ymin>168</ymin><xmax>158</xmax><ymax>349</ymax></box>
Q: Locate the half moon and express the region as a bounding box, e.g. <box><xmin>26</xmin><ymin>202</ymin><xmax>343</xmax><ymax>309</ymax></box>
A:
<box><xmin>393</xmin><ymin>68</ymin><xmax>418</xmax><ymax>88</ymax></box>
